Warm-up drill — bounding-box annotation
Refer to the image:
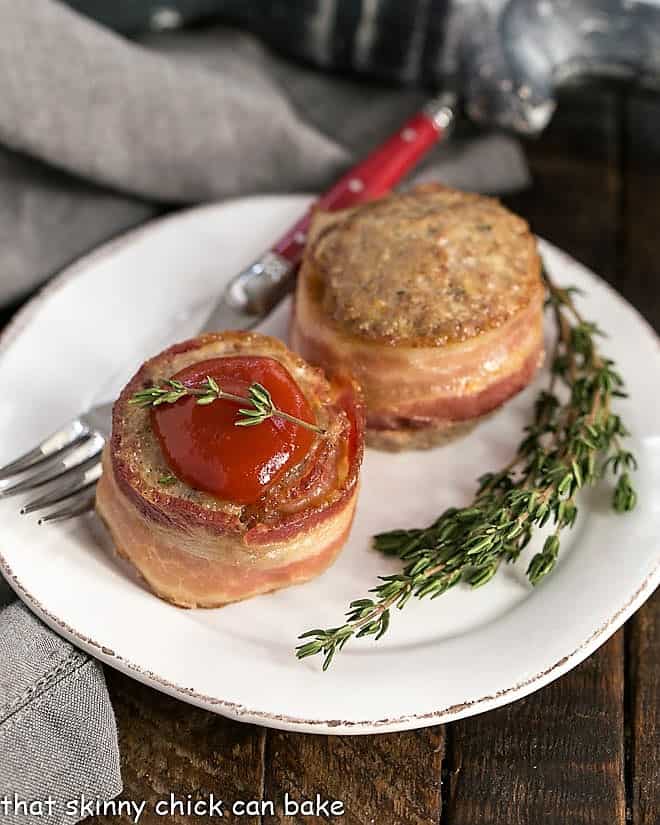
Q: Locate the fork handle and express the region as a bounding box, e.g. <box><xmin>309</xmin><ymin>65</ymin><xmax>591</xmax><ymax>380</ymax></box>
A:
<box><xmin>224</xmin><ymin>92</ymin><xmax>457</xmax><ymax>315</ymax></box>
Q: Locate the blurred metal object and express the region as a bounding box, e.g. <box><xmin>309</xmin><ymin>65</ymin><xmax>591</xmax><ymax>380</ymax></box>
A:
<box><xmin>65</xmin><ymin>0</ymin><xmax>660</xmax><ymax>136</ymax></box>
<box><xmin>451</xmin><ymin>0</ymin><xmax>660</xmax><ymax>134</ymax></box>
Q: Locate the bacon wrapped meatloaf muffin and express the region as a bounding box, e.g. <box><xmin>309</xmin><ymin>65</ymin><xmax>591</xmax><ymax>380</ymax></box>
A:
<box><xmin>290</xmin><ymin>184</ymin><xmax>544</xmax><ymax>450</ymax></box>
<box><xmin>96</xmin><ymin>332</ymin><xmax>364</xmax><ymax>607</ymax></box>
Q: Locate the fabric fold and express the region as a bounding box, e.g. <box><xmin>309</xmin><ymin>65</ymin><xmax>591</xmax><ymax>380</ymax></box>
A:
<box><xmin>0</xmin><ymin>602</ymin><xmax>122</xmax><ymax>825</ymax></box>
<box><xmin>0</xmin><ymin>0</ymin><xmax>349</xmax><ymax>203</ymax></box>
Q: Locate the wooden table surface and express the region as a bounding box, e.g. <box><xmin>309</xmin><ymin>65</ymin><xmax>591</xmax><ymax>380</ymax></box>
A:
<box><xmin>4</xmin><ymin>85</ymin><xmax>658</xmax><ymax>825</ymax></box>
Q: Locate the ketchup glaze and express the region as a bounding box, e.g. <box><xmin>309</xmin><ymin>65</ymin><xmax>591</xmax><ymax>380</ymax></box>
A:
<box><xmin>151</xmin><ymin>356</ymin><xmax>315</xmax><ymax>504</ymax></box>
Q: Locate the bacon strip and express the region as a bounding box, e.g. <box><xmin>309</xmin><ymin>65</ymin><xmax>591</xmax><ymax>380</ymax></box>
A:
<box><xmin>96</xmin><ymin>450</ymin><xmax>358</xmax><ymax>608</ymax></box>
<box><xmin>291</xmin><ymin>279</ymin><xmax>544</xmax><ymax>441</ymax></box>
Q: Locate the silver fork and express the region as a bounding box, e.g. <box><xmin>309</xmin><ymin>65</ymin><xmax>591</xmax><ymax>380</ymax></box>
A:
<box><xmin>0</xmin><ymin>404</ymin><xmax>111</xmax><ymax>524</ymax></box>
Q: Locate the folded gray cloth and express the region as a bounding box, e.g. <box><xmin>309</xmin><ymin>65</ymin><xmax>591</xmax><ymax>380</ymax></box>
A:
<box><xmin>0</xmin><ymin>0</ymin><xmax>349</xmax><ymax>201</ymax></box>
<box><xmin>0</xmin><ymin>603</ymin><xmax>121</xmax><ymax>825</ymax></box>
<box><xmin>0</xmin><ymin>2</ymin><xmax>530</xmax><ymax>822</ymax></box>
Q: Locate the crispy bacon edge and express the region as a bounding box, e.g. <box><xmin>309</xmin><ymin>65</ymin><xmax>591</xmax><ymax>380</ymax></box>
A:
<box><xmin>290</xmin><ymin>270</ymin><xmax>545</xmax><ymax>448</ymax></box>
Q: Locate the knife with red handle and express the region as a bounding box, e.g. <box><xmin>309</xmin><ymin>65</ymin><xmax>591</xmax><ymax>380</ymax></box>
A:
<box><xmin>203</xmin><ymin>91</ymin><xmax>456</xmax><ymax>331</ymax></box>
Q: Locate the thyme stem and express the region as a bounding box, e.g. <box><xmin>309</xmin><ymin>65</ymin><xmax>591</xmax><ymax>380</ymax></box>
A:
<box><xmin>130</xmin><ymin>377</ymin><xmax>325</xmax><ymax>435</ymax></box>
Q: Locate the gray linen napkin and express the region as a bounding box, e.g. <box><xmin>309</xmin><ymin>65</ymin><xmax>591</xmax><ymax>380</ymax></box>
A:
<box><xmin>0</xmin><ymin>2</ymin><xmax>529</xmax><ymax>822</ymax></box>
<box><xmin>0</xmin><ymin>603</ymin><xmax>121</xmax><ymax>825</ymax></box>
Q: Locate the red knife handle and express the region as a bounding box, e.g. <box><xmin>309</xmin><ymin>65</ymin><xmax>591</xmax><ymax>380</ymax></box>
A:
<box><xmin>221</xmin><ymin>93</ymin><xmax>457</xmax><ymax>319</ymax></box>
<box><xmin>273</xmin><ymin>92</ymin><xmax>457</xmax><ymax>265</ymax></box>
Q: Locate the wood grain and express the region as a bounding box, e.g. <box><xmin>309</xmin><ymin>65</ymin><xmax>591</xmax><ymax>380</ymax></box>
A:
<box><xmin>623</xmin><ymin>93</ymin><xmax>660</xmax><ymax>825</ymax></box>
<box><xmin>505</xmin><ymin>87</ymin><xmax>621</xmax><ymax>284</ymax></box>
<box><xmin>87</xmin><ymin>669</ymin><xmax>266</xmax><ymax>824</ymax></box>
<box><xmin>445</xmin><ymin>633</ymin><xmax>626</xmax><ymax>825</ymax></box>
<box><xmin>263</xmin><ymin>728</ymin><xmax>445</xmax><ymax>824</ymax></box>
<box><xmin>445</xmin><ymin>87</ymin><xmax>627</xmax><ymax>825</ymax></box>
<box><xmin>628</xmin><ymin>596</ymin><xmax>660</xmax><ymax>825</ymax></box>
<box><xmin>620</xmin><ymin>94</ymin><xmax>660</xmax><ymax>330</ymax></box>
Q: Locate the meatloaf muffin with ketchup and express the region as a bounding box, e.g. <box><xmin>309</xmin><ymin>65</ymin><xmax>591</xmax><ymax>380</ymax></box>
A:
<box><xmin>290</xmin><ymin>184</ymin><xmax>544</xmax><ymax>450</ymax></box>
<box><xmin>96</xmin><ymin>332</ymin><xmax>364</xmax><ymax>607</ymax></box>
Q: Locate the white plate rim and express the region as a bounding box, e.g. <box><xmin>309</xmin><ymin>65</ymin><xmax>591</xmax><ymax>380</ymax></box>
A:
<box><xmin>1</xmin><ymin>195</ymin><xmax>658</xmax><ymax>735</ymax></box>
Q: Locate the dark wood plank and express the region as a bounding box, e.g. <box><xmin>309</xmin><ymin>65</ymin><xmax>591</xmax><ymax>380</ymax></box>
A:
<box><xmin>263</xmin><ymin>727</ymin><xmax>445</xmax><ymax>825</ymax></box>
<box><xmin>446</xmin><ymin>87</ymin><xmax>627</xmax><ymax>825</ymax></box>
<box><xmin>446</xmin><ymin>633</ymin><xmax>626</xmax><ymax>825</ymax></box>
<box><xmin>620</xmin><ymin>93</ymin><xmax>660</xmax><ymax>331</ymax></box>
<box><xmin>622</xmin><ymin>92</ymin><xmax>660</xmax><ymax>825</ymax></box>
<box><xmin>86</xmin><ymin>669</ymin><xmax>266</xmax><ymax>824</ymax></box>
<box><xmin>628</xmin><ymin>595</ymin><xmax>660</xmax><ymax>825</ymax></box>
<box><xmin>505</xmin><ymin>87</ymin><xmax>621</xmax><ymax>283</ymax></box>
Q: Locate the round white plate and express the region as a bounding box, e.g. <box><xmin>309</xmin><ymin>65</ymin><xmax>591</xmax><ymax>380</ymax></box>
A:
<box><xmin>1</xmin><ymin>195</ymin><xmax>658</xmax><ymax>735</ymax></box>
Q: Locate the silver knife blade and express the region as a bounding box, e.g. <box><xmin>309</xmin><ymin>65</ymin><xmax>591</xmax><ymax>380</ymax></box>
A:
<box><xmin>200</xmin><ymin>251</ymin><xmax>295</xmax><ymax>334</ymax></box>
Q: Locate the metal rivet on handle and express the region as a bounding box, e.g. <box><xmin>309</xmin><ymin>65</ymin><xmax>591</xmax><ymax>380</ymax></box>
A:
<box><xmin>348</xmin><ymin>178</ymin><xmax>364</xmax><ymax>193</ymax></box>
<box><xmin>401</xmin><ymin>128</ymin><xmax>417</xmax><ymax>142</ymax></box>
<box><xmin>294</xmin><ymin>231</ymin><xmax>307</xmax><ymax>244</ymax></box>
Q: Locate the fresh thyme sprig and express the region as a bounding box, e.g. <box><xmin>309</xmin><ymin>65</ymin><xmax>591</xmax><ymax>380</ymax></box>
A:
<box><xmin>130</xmin><ymin>376</ymin><xmax>325</xmax><ymax>435</ymax></box>
<box><xmin>297</xmin><ymin>270</ymin><xmax>638</xmax><ymax>670</ymax></box>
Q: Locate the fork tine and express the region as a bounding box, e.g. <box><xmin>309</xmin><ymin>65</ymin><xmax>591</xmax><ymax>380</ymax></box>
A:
<box><xmin>0</xmin><ymin>433</ymin><xmax>105</xmax><ymax>498</ymax></box>
<box><xmin>38</xmin><ymin>490</ymin><xmax>96</xmax><ymax>525</ymax></box>
<box><xmin>0</xmin><ymin>419</ymin><xmax>90</xmax><ymax>481</ymax></box>
<box><xmin>20</xmin><ymin>461</ymin><xmax>102</xmax><ymax>515</ymax></box>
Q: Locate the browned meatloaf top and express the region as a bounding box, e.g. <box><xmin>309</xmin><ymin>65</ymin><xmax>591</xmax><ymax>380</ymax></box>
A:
<box><xmin>304</xmin><ymin>185</ymin><xmax>543</xmax><ymax>346</ymax></box>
